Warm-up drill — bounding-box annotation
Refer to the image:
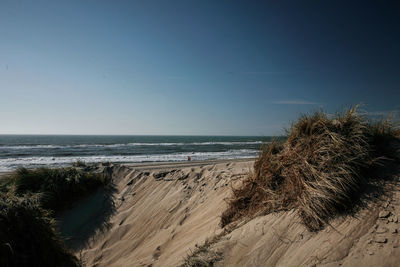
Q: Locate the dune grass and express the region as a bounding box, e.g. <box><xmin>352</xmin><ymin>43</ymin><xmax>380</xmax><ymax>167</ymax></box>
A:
<box><xmin>9</xmin><ymin>167</ymin><xmax>107</xmax><ymax>213</ymax></box>
<box><xmin>72</xmin><ymin>160</ymin><xmax>87</xmax><ymax>167</ymax></box>
<box><xmin>221</xmin><ymin>106</ymin><xmax>400</xmax><ymax>231</ymax></box>
<box><xmin>0</xmin><ymin>192</ymin><xmax>80</xmax><ymax>267</ymax></box>
<box><xmin>0</xmin><ymin>166</ymin><xmax>110</xmax><ymax>266</ymax></box>
<box><xmin>180</xmin><ymin>233</ymin><xmax>224</xmax><ymax>267</ymax></box>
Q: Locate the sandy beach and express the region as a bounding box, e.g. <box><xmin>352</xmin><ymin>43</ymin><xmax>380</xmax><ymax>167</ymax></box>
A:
<box><xmin>55</xmin><ymin>159</ymin><xmax>400</xmax><ymax>267</ymax></box>
<box><xmin>60</xmin><ymin>159</ymin><xmax>252</xmax><ymax>266</ymax></box>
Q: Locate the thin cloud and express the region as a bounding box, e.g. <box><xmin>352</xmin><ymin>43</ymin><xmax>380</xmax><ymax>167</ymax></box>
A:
<box><xmin>273</xmin><ymin>100</ymin><xmax>320</xmax><ymax>105</ymax></box>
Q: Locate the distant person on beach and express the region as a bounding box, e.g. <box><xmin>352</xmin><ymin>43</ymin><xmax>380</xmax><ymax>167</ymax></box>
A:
<box><xmin>187</xmin><ymin>156</ymin><xmax>191</xmax><ymax>161</ymax></box>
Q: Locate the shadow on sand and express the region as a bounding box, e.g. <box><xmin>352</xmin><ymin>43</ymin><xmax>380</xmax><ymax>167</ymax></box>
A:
<box><xmin>57</xmin><ymin>181</ymin><xmax>117</xmax><ymax>252</ymax></box>
<box><xmin>334</xmin><ymin>162</ymin><xmax>400</xmax><ymax>222</ymax></box>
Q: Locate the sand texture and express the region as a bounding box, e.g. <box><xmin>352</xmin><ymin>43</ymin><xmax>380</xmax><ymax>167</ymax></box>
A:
<box><xmin>60</xmin><ymin>160</ymin><xmax>400</xmax><ymax>266</ymax></box>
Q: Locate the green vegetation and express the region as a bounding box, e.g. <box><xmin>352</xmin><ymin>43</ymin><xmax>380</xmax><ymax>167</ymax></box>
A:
<box><xmin>221</xmin><ymin>106</ymin><xmax>400</xmax><ymax>231</ymax></box>
<box><xmin>0</xmin><ymin>193</ymin><xmax>80</xmax><ymax>267</ymax></box>
<box><xmin>0</xmin><ymin>166</ymin><xmax>109</xmax><ymax>266</ymax></box>
<box><xmin>10</xmin><ymin>167</ymin><xmax>106</xmax><ymax>212</ymax></box>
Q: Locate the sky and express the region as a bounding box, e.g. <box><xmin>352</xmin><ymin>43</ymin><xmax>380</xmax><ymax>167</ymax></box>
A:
<box><xmin>0</xmin><ymin>0</ymin><xmax>399</xmax><ymax>136</ymax></box>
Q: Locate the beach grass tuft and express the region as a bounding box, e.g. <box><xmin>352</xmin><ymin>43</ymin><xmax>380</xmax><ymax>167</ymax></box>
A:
<box><xmin>9</xmin><ymin>167</ymin><xmax>107</xmax><ymax>213</ymax></box>
<box><xmin>0</xmin><ymin>192</ymin><xmax>80</xmax><ymax>267</ymax></box>
<box><xmin>221</xmin><ymin>106</ymin><xmax>400</xmax><ymax>231</ymax></box>
<box><xmin>0</xmin><ymin>166</ymin><xmax>110</xmax><ymax>266</ymax></box>
<box><xmin>72</xmin><ymin>160</ymin><xmax>87</xmax><ymax>167</ymax></box>
<box><xmin>180</xmin><ymin>234</ymin><xmax>224</xmax><ymax>267</ymax></box>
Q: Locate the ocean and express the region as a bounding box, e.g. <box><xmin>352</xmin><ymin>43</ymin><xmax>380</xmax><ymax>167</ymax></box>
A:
<box><xmin>0</xmin><ymin>135</ymin><xmax>271</xmax><ymax>172</ymax></box>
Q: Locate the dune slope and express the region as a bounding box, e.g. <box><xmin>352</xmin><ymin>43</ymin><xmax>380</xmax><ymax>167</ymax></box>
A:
<box><xmin>75</xmin><ymin>161</ymin><xmax>250</xmax><ymax>266</ymax></box>
<box><xmin>64</xmin><ymin>161</ymin><xmax>400</xmax><ymax>267</ymax></box>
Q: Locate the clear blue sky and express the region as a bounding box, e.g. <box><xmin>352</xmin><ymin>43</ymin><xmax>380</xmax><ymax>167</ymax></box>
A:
<box><xmin>1</xmin><ymin>0</ymin><xmax>399</xmax><ymax>135</ymax></box>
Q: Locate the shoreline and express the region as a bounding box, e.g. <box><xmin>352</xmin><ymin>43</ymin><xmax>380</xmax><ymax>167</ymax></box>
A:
<box><xmin>0</xmin><ymin>157</ymin><xmax>256</xmax><ymax>178</ymax></box>
<box><xmin>121</xmin><ymin>157</ymin><xmax>255</xmax><ymax>171</ymax></box>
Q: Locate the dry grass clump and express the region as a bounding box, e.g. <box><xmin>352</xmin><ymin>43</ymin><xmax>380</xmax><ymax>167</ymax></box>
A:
<box><xmin>181</xmin><ymin>249</ymin><xmax>222</xmax><ymax>267</ymax></box>
<box><xmin>221</xmin><ymin>106</ymin><xmax>400</xmax><ymax>231</ymax></box>
<box><xmin>180</xmin><ymin>234</ymin><xmax>224</xmax><ymax>267</ymax></box>
<box><xmin>0</xmin><ymin>192</ymin><xmax>80</xmax><ymax>267</ymax></box>
<box><xmin>72</xmin><ymin>160</ymin><xmax>87</xmax><ymax>167</ymax></box>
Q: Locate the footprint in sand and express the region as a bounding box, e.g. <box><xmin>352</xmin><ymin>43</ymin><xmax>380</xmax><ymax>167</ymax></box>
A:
<box><xmin>152</xmin><ymin>246</ymin><xmax>161</xmax><ymax>260</ymax></box>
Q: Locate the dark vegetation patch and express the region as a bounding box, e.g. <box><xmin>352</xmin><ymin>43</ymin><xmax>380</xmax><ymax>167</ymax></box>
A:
<box><xmin>10</xmin><ymin>167</ymin><xmax>107</xmax><ymax>213</ymax></box>
<box><xmin>0</xmin><ymin>166</ymin><xmax>113</xmax><ymax>266</ymax></box>
<box><xmin>0</xmin><ymin>193</ymin><xmax>80</xmax><ymax>267</ymax></box>
<box><xmin>72</xmin><ymin>160</ymin><xmax>87</xmax><ymax>168</ymax></box>
<box><xmin>221</xmin><ymin>106</ymin><xmax>400</xmax><ymax>231</ymax></box>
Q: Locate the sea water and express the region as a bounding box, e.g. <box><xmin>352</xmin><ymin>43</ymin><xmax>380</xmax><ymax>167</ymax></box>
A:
<box><xmin>0</xmin><ymin>135</ymin><xmax>271</xmax><ymax>171</ymax></box>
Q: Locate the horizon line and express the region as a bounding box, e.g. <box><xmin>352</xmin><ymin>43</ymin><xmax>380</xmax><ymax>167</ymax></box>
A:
<box><xmin>0</xmin><ymin>133</ymin><xmax>283</xmax><ymax>137</ymax></box>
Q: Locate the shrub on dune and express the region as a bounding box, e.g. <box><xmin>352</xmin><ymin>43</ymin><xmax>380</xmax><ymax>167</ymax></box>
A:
<box><xmin>221</xmin><ymin>106</ymin><xmax>400</xmax><ymax>231</ymax></box>
<box><xmin>10</xmin><ymin>167</ymin><xmax>107</xmax><ymax>212</ymax></box>
<box><xmin>0</xmin><ymin>192</ymin><xmax>79</xmax><ymax>267</ymax></box>
<box><xmin>0</xmin><ymin>166</ymin><xmax>110</xmax><ymax>266</ymax></box>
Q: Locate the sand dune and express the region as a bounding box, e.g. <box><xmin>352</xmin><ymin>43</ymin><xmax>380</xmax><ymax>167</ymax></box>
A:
<box><xmin>60</xmin><ymin>160</ymin><xmax>400</xmax><ymax>266</ymax></box>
